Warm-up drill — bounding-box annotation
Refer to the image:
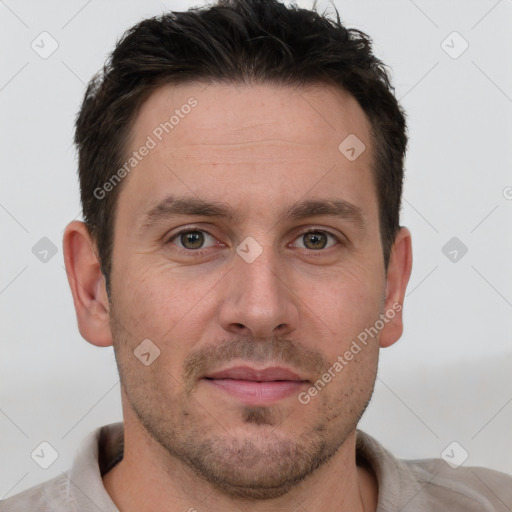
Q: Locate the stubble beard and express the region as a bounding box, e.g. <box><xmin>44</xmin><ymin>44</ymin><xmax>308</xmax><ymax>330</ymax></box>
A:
<box><xmin>109</xmin><ymin>309</ymin><xmax>376</xmax><ymax>500</ymax></box>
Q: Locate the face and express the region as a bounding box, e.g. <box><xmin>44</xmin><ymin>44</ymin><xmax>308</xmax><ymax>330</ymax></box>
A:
<box><xmin>107</xmin><ymin>82</ymin><xmax>389</xmax><ymax>498</ymax></box>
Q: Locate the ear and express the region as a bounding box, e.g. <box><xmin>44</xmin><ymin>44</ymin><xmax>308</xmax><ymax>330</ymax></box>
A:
<box><xmin>379</xmin><ymin>227</ymin><xmax>413</xmax><ymax>348</ymax></box>
<box><xmin>62</xmin><ymin>220</ymin><xmax>113</xmax><ymax>347</ymax></box>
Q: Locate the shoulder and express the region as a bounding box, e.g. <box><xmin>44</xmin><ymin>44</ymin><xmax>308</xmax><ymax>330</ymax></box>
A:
<box><xmin>406</xmin><ymin>457</ymin><xmax>512</xmax><ymax>511</ymax></box>
<box><xmin>0</xmin><ymin>422</ymin><xmax>123</xmax><ymax>512</ymax></box>
<box><xmin>0</xmin><ymin>474</ymin><xmax>77</xmax><ymax>512</ymax></box>
<box><xmin>356</xmin><ymin>430</ymin><xmax>512</xmax><ymax>511</ymax></box>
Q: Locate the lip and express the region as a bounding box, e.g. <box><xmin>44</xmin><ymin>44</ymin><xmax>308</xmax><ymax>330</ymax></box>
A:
<box><xmin>203</xmin><ymin>365</ymin><xmax>308</xmax><ymax>406</ymax></box>
<box><xmin>205</xmin><ymin>365</ymin><xmax>306</xmax><ymax>382</ymax></box>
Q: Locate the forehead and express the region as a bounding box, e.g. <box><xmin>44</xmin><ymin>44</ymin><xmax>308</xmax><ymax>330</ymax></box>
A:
<box><xmin>118</xmin><ymin>81</ymin><xmax>377</xmax><ymax>227</ymax></box>
<box><xmin>131</xmin><ymin>81</ymin><xmax>371</xmax><ymax>150</ymax></box>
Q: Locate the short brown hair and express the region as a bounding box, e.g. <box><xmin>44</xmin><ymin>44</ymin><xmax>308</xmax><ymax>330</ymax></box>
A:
<box><xmin>75</xmin><ymin>0</ymin><xmax>407</xmax><ymax>290</ymax></box>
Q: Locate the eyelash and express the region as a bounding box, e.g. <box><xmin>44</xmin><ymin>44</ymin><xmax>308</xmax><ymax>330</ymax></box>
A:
<box><xmin>165</xmin><ymin>225</ymin><xmax>343</xmax><ymax>254</ymax></box>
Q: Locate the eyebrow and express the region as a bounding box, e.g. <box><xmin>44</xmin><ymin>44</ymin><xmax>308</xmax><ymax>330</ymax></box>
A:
<box><xmin>137</xmin><ymin>195</ymin><xmax>365</xmax><ymax>232</ymax></box>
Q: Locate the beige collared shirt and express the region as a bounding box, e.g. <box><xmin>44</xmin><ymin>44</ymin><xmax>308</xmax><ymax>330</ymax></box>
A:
<box><xmin>1</xmin><ymin>422</ymin><xmax>511</xmax><ymax>511</ymax></box>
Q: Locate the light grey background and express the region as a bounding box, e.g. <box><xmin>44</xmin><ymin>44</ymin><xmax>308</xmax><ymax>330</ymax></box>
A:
<box><xmin>1</xmin><ymin>0</ymin><xmax>511</xmax><ymax>498</ymax></box>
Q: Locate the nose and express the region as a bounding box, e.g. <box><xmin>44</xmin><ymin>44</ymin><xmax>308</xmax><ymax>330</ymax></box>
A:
<box><xmin>218</xmin><ymin>245</ymin><xmax>299</xmax><ymax>339</ymax></box>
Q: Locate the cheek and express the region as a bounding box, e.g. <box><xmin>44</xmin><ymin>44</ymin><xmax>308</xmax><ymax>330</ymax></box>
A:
<box><xmin>112</xmin><ymin>265</ymin><xmax>219</xmax><ymax>354</ymax></box>
<box><xmin>305</xmin><ymin>267</ymin><xmax>384</xmax><ymax>349</ymax></box>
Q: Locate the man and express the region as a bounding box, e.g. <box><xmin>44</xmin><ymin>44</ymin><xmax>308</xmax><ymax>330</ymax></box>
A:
<box><xmin>1</xmin><ymin>0</ymin><xmax>510</xmax><ymax>511</ymax></box>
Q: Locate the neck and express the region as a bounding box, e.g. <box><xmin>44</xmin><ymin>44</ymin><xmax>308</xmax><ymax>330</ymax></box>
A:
<box><xmin>102</xmin><ymin>419</ymin><xmax>378</xmax><ymax>512</ymax></box>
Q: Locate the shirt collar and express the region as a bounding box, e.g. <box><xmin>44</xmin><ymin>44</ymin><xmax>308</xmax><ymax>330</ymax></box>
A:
<box><xmin>67</xmin><ymin>422</ymin><xmax>123</xmax><ymax>511</ymax></box>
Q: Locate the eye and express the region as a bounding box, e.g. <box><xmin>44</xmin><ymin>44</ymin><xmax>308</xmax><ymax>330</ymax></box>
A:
<box><xmin>165</xmin><ymin>227</ymin><xmax>342</xmax><ymax>253</ymax></box>
<box><xmin>167</xmin><ymin>229</ymin><xmax>217</xmax><ymax>250</ymax></box>
<box><xmin>292</xmin><ymin>230</ymin><xmax>339</xmax><ymax>250</ymax></box>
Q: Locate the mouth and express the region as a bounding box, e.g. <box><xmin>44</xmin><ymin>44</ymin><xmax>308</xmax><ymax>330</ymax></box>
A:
<box><xmin>203</xmin><ymin>365</ymin><xmax>309</xmax><ymax>405</ymax></box>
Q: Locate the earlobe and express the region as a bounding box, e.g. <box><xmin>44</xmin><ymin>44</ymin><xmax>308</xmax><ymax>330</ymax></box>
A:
<box><xmin>379</xmin><ymin>227</ymin><xmax>413</xmax><ymax>348</ymax></box>
<box><xmin>62</xmin><ymin>220</ymin><xmax>113</xmax><ymax>347</ymax></box>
